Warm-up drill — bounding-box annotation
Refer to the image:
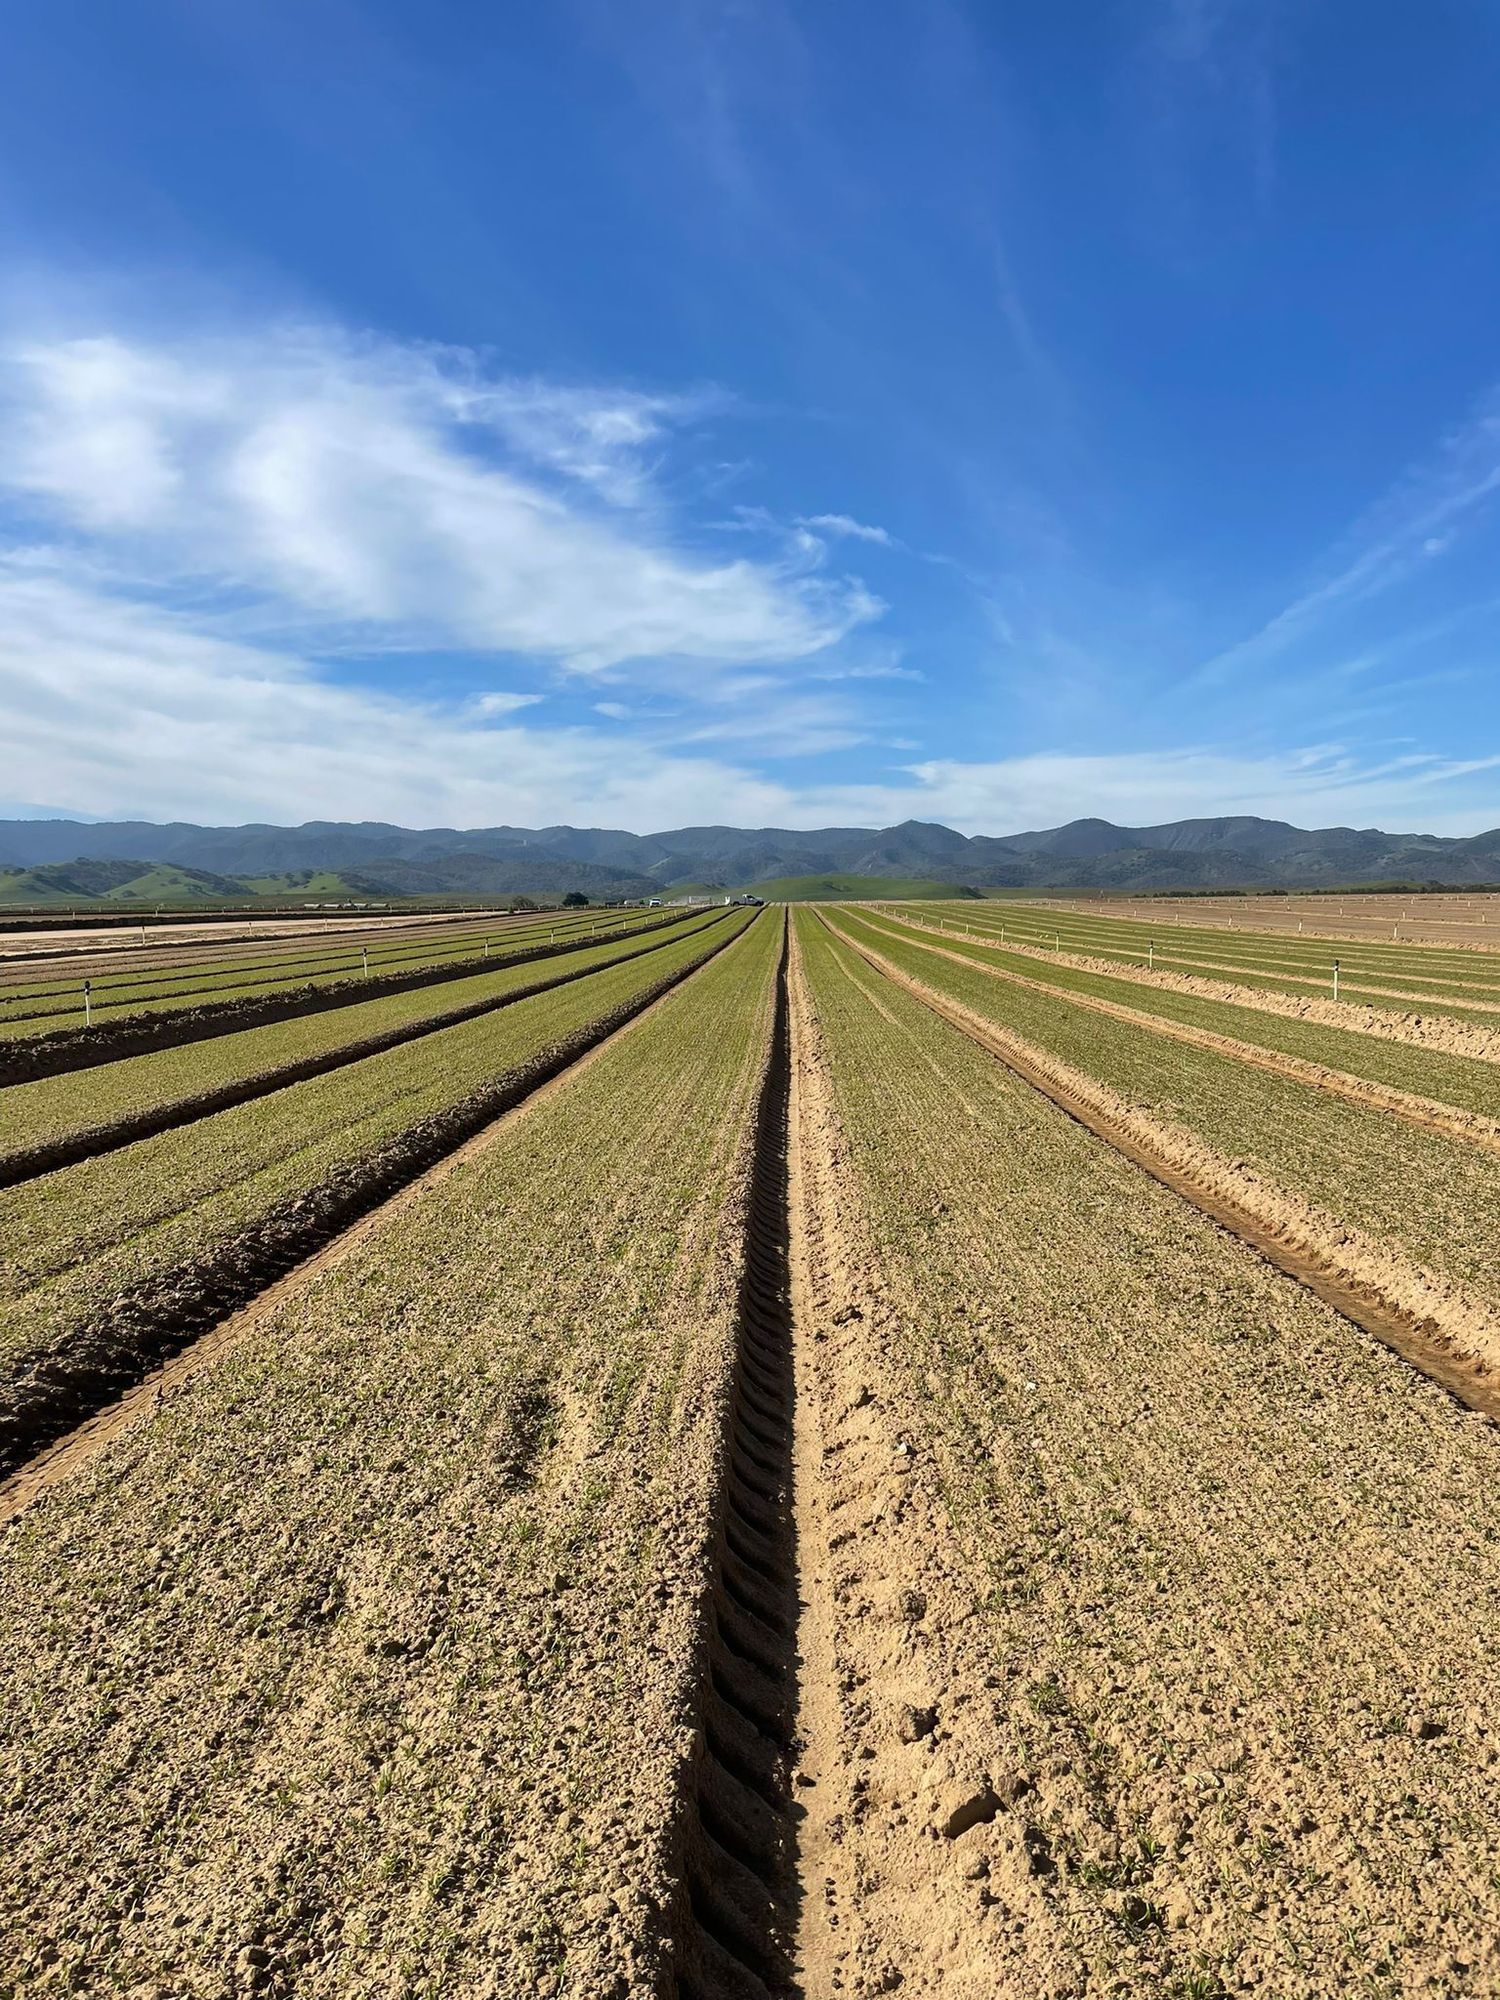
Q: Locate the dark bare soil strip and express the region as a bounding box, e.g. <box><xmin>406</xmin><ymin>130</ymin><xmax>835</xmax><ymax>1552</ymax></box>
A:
<box><xmin>0</xmin><ymin>908</ymin><xmax>703</xmax><ymax>1086</ymax></box>
<box><xmin>674</xmin><ymin>921</ymin><xmax>802</xmax><ymax>2000</ymax></box>
<box><xmin>826</xmin><ymin>914</ymin><xmax>1500</xmax><ymax>1426</ymax></box>
<box><xmin>0</xmin><ymin>916</ymin><xmax>728</xmax><ymax>1189</ymax></box>
<box><xmin>0</xmin><ymin>920</ymin><xmax>750</xmax><ymax>1484</ymax></box>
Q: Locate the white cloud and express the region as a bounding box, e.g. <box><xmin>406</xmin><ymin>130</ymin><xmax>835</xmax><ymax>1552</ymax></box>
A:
<box><xmin>798</xmin><ymin>512</ymin><xmax>897</xmax><ymax>546</ymax></box>
<box><xmin>0</xmin><ymin>563</ymin><xmax>801</xmax><ymax>827</ymax></box>
<box><xmin>839</xmin><ymin>745</ymin><xmax>1500</xmax><ymax>838</ymax></box>
<box><xmin>593</xmin><ymin>701</ymin><xmax>630</xmax><ymax>720</ymax></box>
<box><xmin>4</xmin><ymin>560</ymin><xmax>1494</xmax><ymax>836</ymax></box>
<box><xmin>0</xmin><ymin>327</ymin><xmax>881</xmax><ymax>674</ymax></box>
<box><xmin>470</xmin><ymin>691</ymin><xmax>542</xmax><ymax>718</ymax></box>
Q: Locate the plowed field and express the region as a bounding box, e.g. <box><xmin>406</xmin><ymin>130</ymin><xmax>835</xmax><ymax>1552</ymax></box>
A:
<box><xmin>2</xmin><ymin>900</ymin><xmax>1497</xmax><ymax>1998</ymax></box>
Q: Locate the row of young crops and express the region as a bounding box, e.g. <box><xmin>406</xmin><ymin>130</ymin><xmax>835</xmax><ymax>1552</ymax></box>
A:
<box><xmin>1</xmin><ymin>889</ymin><xmax>1498</xmax><ymax>1995</ymax></box>
<box><xmin>899</xmin><ymin>898</ymin><xmax>1500</xmax><ymax>1019</ymax></box>
<box><xmin>0</xmin><ymin>902</ymin><xmax>682</xmax><ymax>1036</ymax></box>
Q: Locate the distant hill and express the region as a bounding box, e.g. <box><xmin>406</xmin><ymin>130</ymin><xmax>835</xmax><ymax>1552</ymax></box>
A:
<box><xmin>1</xmin><ymin>813</ymin><xmax>1498</xmax><ymax>899</ymax></box>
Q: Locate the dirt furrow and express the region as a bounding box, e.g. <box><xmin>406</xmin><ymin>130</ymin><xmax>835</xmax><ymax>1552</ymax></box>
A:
<box><xmin>0</xmin><ymin>915</ymin><xmax>728</xmax><ymax>1189</ymax></box>
<box><xmin>885</xmin><ymin>910</ymin><xmax>1500</xmax><ymax>1064</ymax></box>
<box><xmin>0</xmin><ymin>916</ymin><xmax>754</xmax><ymax>1494</ymax></box>
<box><xmin>852</xmin><ymin>912</ymin><xmax>1500</xmax><ymax>1153</ymax></box>
<box><xmin>826</xmin><ymin>914</ymin><xmax>1500</xmax><ymax>1419</ymax></box>
<box><xmin>787</xmin><ymin>923</ymin><xmax>1041</xmax><ymax>1996</ymax></box>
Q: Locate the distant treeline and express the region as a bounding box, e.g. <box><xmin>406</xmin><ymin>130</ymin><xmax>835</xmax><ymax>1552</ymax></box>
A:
<box><xmin>1137</xmin><ymin>880</ymin><xmax>1500</xmax><ymax>900</ymax></box>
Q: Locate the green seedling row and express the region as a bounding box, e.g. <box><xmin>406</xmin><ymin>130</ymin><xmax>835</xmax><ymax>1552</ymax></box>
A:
<box><xmin>0</xmin><ymin>911</ymin><xmax>757</xmax><ymax>1398</ymax></box>
<box><xmin>0</xmin><ymin>906</ymin><xmax>683</xmax><ymax>1033</ymax></box>
<box><xmin>845</xmin><ymin>908</ymin><xmax>1500</xmax><ymax>1118</ymax></box>
<box><xmin>897</xmin><ymin>900</ymin><xmax>1500</xmax><ymax>1019</ymax></box>
<box><xmin>825</xmin><ymin>911</ymin><xmax>1500</xmax><ymax>1306</ymax></box>
<box><xmin>0</xmin><ymin>907</ymin><xmax>732</xmax><ymax>1166</ymax></box>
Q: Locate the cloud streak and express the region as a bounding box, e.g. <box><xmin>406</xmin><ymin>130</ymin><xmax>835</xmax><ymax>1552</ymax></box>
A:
<box><xmin>1193</xmin><ymin>384</ymin><xmax>1500</xmax><ymax>688</ymax></box>
<box><xmin>0</xmin><ymin>327</ymin><xmax>880</xmax><ymax>674</ymax></box>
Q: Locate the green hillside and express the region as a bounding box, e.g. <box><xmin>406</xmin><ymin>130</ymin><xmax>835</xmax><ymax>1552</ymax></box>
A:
<box><xmin>0</xmin><ymin>860</ymin><xmax>251</xmax><ymax>904</ymax></box>
<box><xmin>749</xmin><ymin>873</ymin><xmax>980</xmax><ymax>902</ymax></box>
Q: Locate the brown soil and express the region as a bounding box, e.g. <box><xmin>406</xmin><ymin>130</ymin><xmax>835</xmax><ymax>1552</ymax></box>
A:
<box><xmin>888</xmin><ymin>912</ymin><xmax>1500</xmax><ymax>1065</ymax></box>
<box><xmin>787</xmin><ymin>922</ymin><xmax>1048</xmax><ymax>1995</ymax></box>
<box><xmin>828</xmin><ymin>916</ymin><xmax>1500</xmax><ymax>1413</ymax></box>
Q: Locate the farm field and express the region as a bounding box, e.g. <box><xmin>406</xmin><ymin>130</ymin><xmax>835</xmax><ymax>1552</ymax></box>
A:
<box><xmin>824</xmin><ymin>908</ymin><xmax>1500</xmax><ymax>1347</ymax></box>
<box><xmin>0</xmin><ymin>904</ymin><xmax>526</xmax><ymax>962</ymax></box>
<box><xmin>1047</xmin><ymin>890</ymin><xmax>1500</xmax><ymax>949</ymax></box>
<box><xmin>0</xmin><ymin>903</ymin><xmax>677</xmax><ymax>1039</ymax></box>
<box><xmin>0</xmin><ymin>907</ymin><xmax>734</xmax><ymax>1180</ymax></box>
<box><xmin>3</xmin><ymin>899</ymin><xmax>1499</xmax><ymax>1997</ymax></box>
<box><xmin>906</xmin><ymin>900</ymin><xmax>1500</xmax><ymax>1023</ymax></box>
<box><xmin>0</xmin><ymin>911</ymin><xmax>751</xmax><ymax>1470</ymax></box>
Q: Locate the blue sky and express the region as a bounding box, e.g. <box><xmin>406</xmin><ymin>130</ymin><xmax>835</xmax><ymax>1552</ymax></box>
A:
<box><xmin>0</xmin><ymin>0</ymin><xmax>1498</xmax><ymax>835</ymax></box>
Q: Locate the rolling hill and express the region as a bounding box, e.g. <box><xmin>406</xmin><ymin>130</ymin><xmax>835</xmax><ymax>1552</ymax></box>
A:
<box><xmin>1</xmin><ymin>813</ymin><xmax>1498</xmax><ymax>900</ymax></box>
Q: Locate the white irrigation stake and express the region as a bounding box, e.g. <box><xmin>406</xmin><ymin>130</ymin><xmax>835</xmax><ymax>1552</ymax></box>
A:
<box><xmin>362</xmin><ymin>947</ymin><xmax>369</xmax><ymax>978</ymax></box>
<box><xmin>1148</xmin><ymin>939</ymin><xmax>1154</xmax><ymax>971</ymax></box>
<box><xmin>82</xmin><ymin>979</ymin><xmax>92</xmax><ymax>1027</ymax></box>
<box><xmin>1332</xmin><ymin>958</ymin><xmax>1340</xmax><ymax>1002</ymax></box>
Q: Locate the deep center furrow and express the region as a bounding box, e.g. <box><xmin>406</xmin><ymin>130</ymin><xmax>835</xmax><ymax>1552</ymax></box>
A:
<box><xmin>677</xmin><ymin>920</ymin><xmax>804</xmax><ymax>2000</ymax></box>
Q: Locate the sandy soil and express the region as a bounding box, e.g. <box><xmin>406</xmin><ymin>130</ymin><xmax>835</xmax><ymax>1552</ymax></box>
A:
<box><xmin>788</xmin><ymin>929</ymin><xmax>1072</xmax><ymax>1995</ymax></box>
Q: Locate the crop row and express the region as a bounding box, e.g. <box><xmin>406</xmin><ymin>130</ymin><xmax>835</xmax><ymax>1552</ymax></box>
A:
<box><xmin>855</xmin><ymin>907</ymin><xmax>1500</xmax><ymax>1115</ymax></box>
<box><xmin>0</xmin><ymin>909</ymin><xmax>783</xmax><ymax>1995</ymax></box>
<box><xmin>0</xmin><ymin>910</ymin><xmax>757</xmax><ymax>1466</ymax></box>
<box><xmin>0</xmin><ymin>904</ymin><xmax>670</xmax><ymax>1029</ymax></box>
<box><xmin>824</xmin><ymin>911</ymin><xmax>1500</xmax><ymax>1314</ymax></box>
<box><xmin>0</xmin><ymin>907</ymin><xmax>733</xmax><ymax>1183</ymax></box>
<box><xmin>904</xmin><ymin>899</ymin><xmax>1500</xmax><ymax>1018</ymax></box>
<box><xmin>0</xmin><ymin>905</ymin><xmax>562</xmax><ymax>1001</ymax></box>
<box><xmin>0</xmin><ymin>909</ymin><xmax>708</xmax><ymax>1088</ymax></box>
<box><xmin>793</xmin><ymin>910</ymin><xmax>1500</xmax><ymax>1996</ymax></box>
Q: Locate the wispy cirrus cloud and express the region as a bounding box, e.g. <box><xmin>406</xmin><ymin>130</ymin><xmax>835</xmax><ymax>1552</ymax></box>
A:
<box><xmin>797</xmin><ymin>512</ymin><xmax>898</xmax><ymax>547</ymax></box>
<box><xmin>1193</xmin><ymin>384</ymin><xmax>1500</xmax><ymax>688</ymax></box>
<box><xmin>1142</xmin><ymin>0</ymin><xmax>1281</xmax><ymax>236</ymax></box>
<box><xmin>0</xmin><ymin>325</ymin><xmax>881</xmax><ymax>675</ymax></box>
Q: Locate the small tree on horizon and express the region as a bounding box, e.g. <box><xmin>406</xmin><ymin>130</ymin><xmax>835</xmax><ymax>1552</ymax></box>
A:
<box><xmin>562</xmin><ymin>890</ymin><xmax>589</xmax><ymax>908</ymax></box>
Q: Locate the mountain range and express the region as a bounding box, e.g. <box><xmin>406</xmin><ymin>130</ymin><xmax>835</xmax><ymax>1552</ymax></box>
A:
<box><xmin>1</xmin><ymin>813</ymin><xmax>1499</xmax><ymax>901</ymax></box>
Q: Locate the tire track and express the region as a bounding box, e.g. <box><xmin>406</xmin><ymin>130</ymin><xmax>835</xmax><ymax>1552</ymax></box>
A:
<box><xmin>674</xmin><ymin>915</ymin><xmax>801</xmax><ymax>2000</ymax></box>
<box><xmin>0</xmin><ymin>911</ymin><xmax>734</xmax><ymax>1189</ymax></box>
<box><xmin>846</xmin><ymin>911</ymin><xmax>1500</xmax><ymax>1153</ymax></box>
<box><xmin>0</xmin><ymin>915</ymin><xmax>758</xmax><ymax>1500</ymax></box>
<box><xmin>822</xmin><ymin>913</ymin><xmax>1500</xmax><ymax>1422</ymax></box>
